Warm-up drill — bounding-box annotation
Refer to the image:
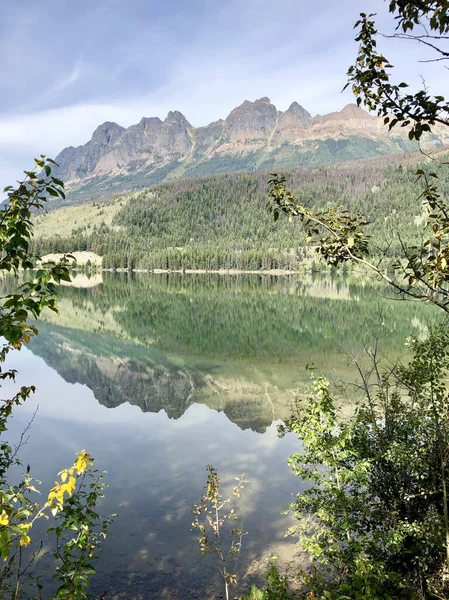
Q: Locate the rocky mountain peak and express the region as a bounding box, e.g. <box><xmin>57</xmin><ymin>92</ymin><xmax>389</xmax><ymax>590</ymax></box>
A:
<box><xmin>165</xmin><ymin>110</ymin><xmax>191</xmax><ymax>126</ymax></box>
<box><xmin>340</xmin><ymin>103</ymin><xmax>374</xmax><ymax>119</ymax></box>
<box><xmin>321</xmin><ymin>103</ymin><xmax>374</xmax><ymax>123</ymax></box>
<box><xmin>52</xmin><ymin>96</ymin><xmax>449</xmax><ymax>194</ymax></box>
<box><xmin>223</xmin><ymin>97</ymin><xmax>278</xmax><ymax>142</ymax></box>
<box><xmin>139</xmin><ymin>117</ymin><xmax>164</xmax><ymax>137</ymax></box>
<box><xmin>139</xmin><ymin>116</ymin><xmax>163</xmax><ymax>126</ymax></box>
<box><xmin>273</xmin><ymin>101</ymin><xmax>312</xmax><ymax>144</ymax></box>
<box><xmin>91</xmin><ymin>121</ymin><xmax>125</xmax><ymax>145</ymax></box>
<box><xmin>285</xmin><ymin>102</ymin><xmax>312</xmax><ymax>122</ymax></box>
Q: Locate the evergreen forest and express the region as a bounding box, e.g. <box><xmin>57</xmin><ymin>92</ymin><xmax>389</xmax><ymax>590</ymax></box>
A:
<box><xmin>32</xmin><ymin>152</ymin><xmax>449</xmax><ymax>271</ymax></box>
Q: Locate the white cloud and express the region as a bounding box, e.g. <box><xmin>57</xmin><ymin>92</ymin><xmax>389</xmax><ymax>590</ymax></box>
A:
<box><xmin>1</xmin><ymin>0</ymin><xmax>448</xmax><ymax>190</ymax></box>
<box><xmin>0</xmin><ymin>59</ymin><xmax>355</xmax><ymax>189</ymax></box>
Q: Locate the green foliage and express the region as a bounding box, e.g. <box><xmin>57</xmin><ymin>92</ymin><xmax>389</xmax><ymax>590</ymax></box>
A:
<box><xmin>239</xmin><ymin>560</ymin><xmax>293</xmax><ymax>600</ymax></box>
<box><xmin>192</xmin><ymin>466</ymin><xmax>247</xmax><ymax>600</ymax></box>
<box><xmin>0</xmin><ymin>157</ymin><xmax>72</xmax><ymax>469</ymax></box>
<box><xmin>280</xmin><ymin>330</ymin><xmax>449</xmax><ymax>598</ymax></box>
<box><xmin>47</xmin><ymin>459</ymin><xmax>114</xmax><ymax>600</ymax></box>
<box><xmin>240</xmin><ymin>585</ymin><xmax>266</xmax><ymax>600</ymax></box>
<box><xmin>268</xmin><ymin>173</ymin><xmax>371</xmax><ymax>266</ymax></box>
<box><xmin>346</xmin><ymin>4</ymin><xmax>449</xmax><ymax>142</ymax></box>
<box><xmin>0</xmin><ymin>159</ymin><xmax>112</xmax><ymax>598</ymax></box>
<box><xmin>263</xmin><ymin>559</ymin><xmax>293</xmax><ymax>600</ymax></box>
<box><xmin>267</xmin><ymin>3</ymin><xmax>449</xmax><ymax>598</ymax></box>
<box><xmin>0</xmin><ymin>451</ymin><xmax>112</xmax><ymax>599</ymax></box>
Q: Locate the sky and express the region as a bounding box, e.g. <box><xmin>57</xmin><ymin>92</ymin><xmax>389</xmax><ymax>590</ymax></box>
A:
<box><xmin>1</xmin><ymin>0</ymin><xmax>449</xmax><ymax>189</ymax></box>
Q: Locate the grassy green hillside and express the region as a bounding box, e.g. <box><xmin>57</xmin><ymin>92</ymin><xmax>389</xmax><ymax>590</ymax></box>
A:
<box><xmin>33</xmin><ymin>197</ymin><xmax>124</xmax><ymax>239</ymax></box>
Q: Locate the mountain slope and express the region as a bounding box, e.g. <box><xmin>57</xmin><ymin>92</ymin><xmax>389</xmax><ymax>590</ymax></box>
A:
<box><xmin>53</xmin><ymin>97</ymin><xmax>449</xmax><ymax>203</ymax></box>
<box><xmin>33</xmin><ymin>151</ymin><xmax>449</xmax><ymax>271</ymax></box>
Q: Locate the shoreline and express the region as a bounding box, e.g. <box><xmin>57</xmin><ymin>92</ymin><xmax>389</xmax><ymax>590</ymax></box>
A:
<box><xmin>97</xmin><ymin>266</ymin><xmax>339</xmax><ymax>276</ymax></box>
<box><xmin>39</xmin><ymin>252</ymin><xmax>365</xmax><ymax>277</ymax></box>
<box><xmin>109</xmin><ymin>267</ymin><xmax>302</xmax><ymax>275</ymax></box>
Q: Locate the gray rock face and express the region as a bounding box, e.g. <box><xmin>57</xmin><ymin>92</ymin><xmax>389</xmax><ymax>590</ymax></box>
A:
<box><xmin>286</xmin><ymin>101</ymin><xmax>312</xmax><ymax>122</ymax></box>
<box><xmin>53</xmin><ymin>97</ymin><xmax>449</xmax><ymax>191</ymax></box>
<box><xmin>94</xmin><ymin>112</ymin><xmax>194</xmax><ymax>173</ymax></box>
<box><xmin>272</xmin><ymin>102</ymin><xmax>312</xmax><ymax>145</ymax></box>
<box><xmin>158</xmin><ymin>111</ymin><xmax>194</xmax><ymax>156</ymax></box>
<box><xmin>91</xmin><ymin>121</ymin><xmax>125</xmax><ymax>145</ymax></box>
<box><xmin>221</xmin><ymin>97</ymin><xmax>278</xmax><ymax>143</ymax></box>
<box><xmin>57</xmin><ymin>111</ymin><xmax>195</xmax><ymax>179</ymax></box>
<box><xmin>195</xmin><ymin>119</ymin><xmax>224</xmax><ymax>154</ymax></box>
<box><xmin>55</xmin><ymin>121</ymin><xmax>125</xmax><ymax>181</ymax></box>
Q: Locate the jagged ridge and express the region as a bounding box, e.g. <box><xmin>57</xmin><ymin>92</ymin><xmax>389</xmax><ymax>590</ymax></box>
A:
<box><xmin>54</xmin><ymin>97</ymin><xmax>449</xmax><ymax>199</ymax></box>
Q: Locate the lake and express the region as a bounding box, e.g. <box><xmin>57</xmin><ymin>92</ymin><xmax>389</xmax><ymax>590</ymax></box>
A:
<box><xmin>3</xmin><ymin>272</ymin><xmax>437</xmax><ymax>599</ymax></box>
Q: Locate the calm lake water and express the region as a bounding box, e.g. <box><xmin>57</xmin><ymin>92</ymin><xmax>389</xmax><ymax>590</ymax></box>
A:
<box><xmin>4</xmin><ymin>272</ymin><xmax>437</xmax><ymax>599</ymax></box>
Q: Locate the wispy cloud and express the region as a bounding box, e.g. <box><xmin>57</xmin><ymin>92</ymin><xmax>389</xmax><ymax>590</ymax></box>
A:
<box><xmin>1</xmin><ymin>0</ymin><xmax>448</xmax><ymax>189</ymax></box>
<box><xmin>51</xmin><ymin>62</ymin><xmax>85</xmax><ymax>93</ymax></box>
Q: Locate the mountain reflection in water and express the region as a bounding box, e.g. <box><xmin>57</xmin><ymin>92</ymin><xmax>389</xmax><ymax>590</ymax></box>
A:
<box><xmin>2</xmin><ymin>272</ymin><xmax>437</xmax><ymax>599</ymax></box>
<box><xmin>29</xmin><ymin>272</ymin><xmax>434</xmax><ymax>432</ymax></box>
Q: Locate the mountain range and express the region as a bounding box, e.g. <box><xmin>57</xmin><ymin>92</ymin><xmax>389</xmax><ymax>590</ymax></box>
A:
<box><xmin>54</xmin><ymin>97</ymin><xmax>449</xmax><ymax>201</ymax></box>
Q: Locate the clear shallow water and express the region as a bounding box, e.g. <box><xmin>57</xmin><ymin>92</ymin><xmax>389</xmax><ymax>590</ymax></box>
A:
<box><xmin>3</xmin><ymin>272</ymin><xmax>437</xmax><ymax>598</ymax></box>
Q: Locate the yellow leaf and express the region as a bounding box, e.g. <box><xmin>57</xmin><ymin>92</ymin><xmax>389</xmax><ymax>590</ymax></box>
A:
<box><xmin>348</xmin><ymin>237</ymin><xmax>354</xmax><ymax>247</ymax></box>
<box><xmin>60</xmin><ymin>476</ymin><xmax>76</xmax><ymax>497</ymax></box>
<box><xmin>74</xmin><ymin>450</ymin><xmax>91</xmax><ymax>475</ymax></box>
<box><xmin>0</xmin><ymin>511</ymin><xmax>9</xmax><ymax>526</ymax></box>
<box><xmin>19</xmin><ymin>535</ymin><xmax>31</xmax><ymax>547</ymax></box>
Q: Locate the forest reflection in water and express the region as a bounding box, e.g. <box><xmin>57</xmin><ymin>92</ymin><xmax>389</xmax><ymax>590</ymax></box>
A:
<box><xmin>3</xmin><ymin>272</ymin><xmax>438</xmax><ymax>598</ymax></box>
<box><xmin>29</xmin><ymin>271</ymin><xmax>435</xmax><ymax>431</ymax></box>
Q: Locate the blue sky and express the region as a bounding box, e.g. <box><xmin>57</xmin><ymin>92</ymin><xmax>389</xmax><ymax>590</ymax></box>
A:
<box><xmin>1</xmin><ymin>0</ymin><xmax>448</xmax><ymax>189</ymax></box>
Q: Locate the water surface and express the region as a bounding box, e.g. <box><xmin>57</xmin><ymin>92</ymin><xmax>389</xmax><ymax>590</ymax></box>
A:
<box><xmin>4</xmin><ymin>273</ymin><xmax>436</xmax><ymax>598</ymax></box>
